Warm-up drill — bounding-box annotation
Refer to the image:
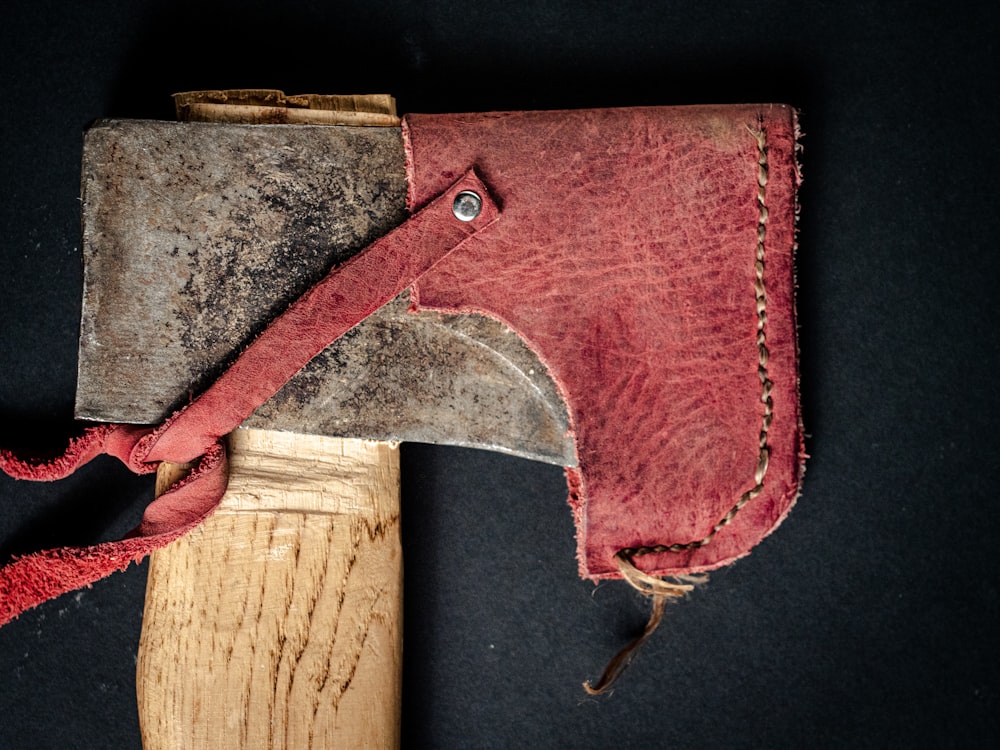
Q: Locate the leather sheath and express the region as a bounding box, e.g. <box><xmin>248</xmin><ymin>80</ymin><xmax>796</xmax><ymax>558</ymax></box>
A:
<box><xmin>403</xmin><ymin>105</ymin><xmax>804</xmax><ymax>578</ymax></box>
<box><xmin>1</xmin><ymin>103</ymin><xmax>804</xmax><ymax>622</ymax></box>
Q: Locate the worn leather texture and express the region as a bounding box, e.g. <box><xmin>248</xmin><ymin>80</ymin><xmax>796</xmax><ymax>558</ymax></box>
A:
<box><xmin>403</xmin><ymin>105</ymin><xmax>804</xmax><ymax>578</ymax></box>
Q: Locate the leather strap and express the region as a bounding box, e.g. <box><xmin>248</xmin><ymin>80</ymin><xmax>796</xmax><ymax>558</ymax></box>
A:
<box><xmin>0</xmin><ymin>169</ymin><xmax>500</xmax><ymax>625</ymax></box>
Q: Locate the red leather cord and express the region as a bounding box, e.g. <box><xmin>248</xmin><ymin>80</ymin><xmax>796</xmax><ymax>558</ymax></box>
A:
<box><xmin>0</xmin><ymin>169</ymin><xmax>499</xmax><ymax>626</ymax></box>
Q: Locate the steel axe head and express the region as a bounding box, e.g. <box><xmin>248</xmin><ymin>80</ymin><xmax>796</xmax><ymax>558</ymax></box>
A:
<box><xmin>75</xmin><ymin>117</ymin><xmax>575</xmax><ymax>467</ymax></box>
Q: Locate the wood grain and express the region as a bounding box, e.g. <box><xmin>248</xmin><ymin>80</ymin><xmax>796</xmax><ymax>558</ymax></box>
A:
<box><xmin>173</xmin><ymin>90</ymin><xmax>400</xmax><ymax>125</ymax></box>
<box><xmin>137</xmin><ymin>430</ymin><xmax>401</xmax><ymax>749</ymax></box>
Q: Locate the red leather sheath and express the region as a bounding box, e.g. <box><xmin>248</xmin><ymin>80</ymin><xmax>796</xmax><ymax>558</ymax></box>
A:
<box><xmin>403</xmin><ymin>105</ymin><xmax>804</xmax><ymax>578</ymax></box>
<box><xmin>1</xmin><ymin>104</ymin><xmax>803</xmax><ymax>623</ymax></box>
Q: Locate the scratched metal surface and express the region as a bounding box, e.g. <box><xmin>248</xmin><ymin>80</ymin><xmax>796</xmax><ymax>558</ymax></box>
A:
<box><xmin>76</xmin><ymin>120</ymin><xmax>574</xmax><ymax>466</ymax></box>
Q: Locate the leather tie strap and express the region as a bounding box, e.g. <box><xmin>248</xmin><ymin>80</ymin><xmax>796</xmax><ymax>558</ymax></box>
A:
<box><xmin>0</xmin><ymin>169</ymin><xmax>500</xmax><ymax>626</ymax></box>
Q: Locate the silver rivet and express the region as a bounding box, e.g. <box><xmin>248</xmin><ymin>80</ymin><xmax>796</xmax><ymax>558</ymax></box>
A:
<box><xmin>452</xmin><ymin>190</ymin><xmax>482</xmax><ymax>222</ymax></box>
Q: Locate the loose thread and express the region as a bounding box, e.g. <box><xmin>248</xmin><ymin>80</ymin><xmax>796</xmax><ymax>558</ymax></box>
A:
<box><xmin>583</xmin><ymin>553</ymin><xmax>706</xmax><ymax>695</ymax></box>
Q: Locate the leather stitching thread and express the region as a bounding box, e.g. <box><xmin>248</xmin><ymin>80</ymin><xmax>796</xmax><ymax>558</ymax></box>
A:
<box><xmin>619</xmin><ymin>118</ymin><xmax>773</xmax><ymax>562</ymax></box>
<box><xmin>584</xmin><ymin>118</ymin><xmax>773</xmax><ymax>696</ymax></box>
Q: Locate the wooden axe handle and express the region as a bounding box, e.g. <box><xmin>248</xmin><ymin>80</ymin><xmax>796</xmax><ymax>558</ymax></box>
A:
<box><xmin>136</xmin><ymin>93</ymin><xmax>403</xmax><ymax>749</ymax></box>
<box><xmin>138</xmin><ymin>431</ymin><xmax>402</xmax><ymax>749</ymax></box>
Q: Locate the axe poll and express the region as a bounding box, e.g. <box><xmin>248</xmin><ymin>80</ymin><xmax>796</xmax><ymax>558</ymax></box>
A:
<box><xmin>1</xmin><ymin>91</ymin><xmax>805</xmax><ymax>747</ymax></box>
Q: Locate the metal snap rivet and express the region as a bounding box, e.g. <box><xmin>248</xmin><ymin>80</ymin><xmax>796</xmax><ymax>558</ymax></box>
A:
<box><xmin>452</xmin><ymin>190</ymin><xmax>482</xmax><ymax>222</ymax></box>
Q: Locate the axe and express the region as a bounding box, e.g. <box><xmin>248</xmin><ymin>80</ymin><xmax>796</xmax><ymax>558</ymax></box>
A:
<box><xmin>0</xmin><ymin>91</ymin><xmax>804</xmax><ymax>747</ymax></box>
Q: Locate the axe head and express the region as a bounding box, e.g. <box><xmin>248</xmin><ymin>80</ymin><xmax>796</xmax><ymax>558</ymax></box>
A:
<box><xmin>75</xmin><ymin>119</ymin><xmax>575</xmax><ymax>467</ymax></box>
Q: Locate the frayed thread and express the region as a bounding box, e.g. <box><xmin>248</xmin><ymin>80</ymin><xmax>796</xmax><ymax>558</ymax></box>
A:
<box><xmin>583</xmin><ymin>552</ymin><xmax>706</xmax><ymax>695</ymax></box>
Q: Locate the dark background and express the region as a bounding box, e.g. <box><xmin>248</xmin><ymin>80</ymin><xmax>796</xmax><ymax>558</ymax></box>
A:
<box><xmin>1</xmin><ymin>1</ymin><xmax>997</xmax><ymax>748</ymax></box>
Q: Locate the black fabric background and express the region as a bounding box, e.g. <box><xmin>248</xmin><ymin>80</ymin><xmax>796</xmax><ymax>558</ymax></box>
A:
<box><xmin>1</xmin><ymin>1</ymin><xmax>997</xmax><ymax>747</ymax></box>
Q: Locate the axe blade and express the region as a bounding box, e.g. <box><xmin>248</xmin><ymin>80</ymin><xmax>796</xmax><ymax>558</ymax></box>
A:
<box><xmin>76</xmin><ymin>119</ymin><xmax>574</xmax><ymax>466</ymax></box>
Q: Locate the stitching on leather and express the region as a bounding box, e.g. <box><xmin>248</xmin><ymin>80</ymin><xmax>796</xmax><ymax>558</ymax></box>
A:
<box><xmin>621</xmin><ymin>117</ymin><xmax>773</xmax><ymax>560</ymax></box>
